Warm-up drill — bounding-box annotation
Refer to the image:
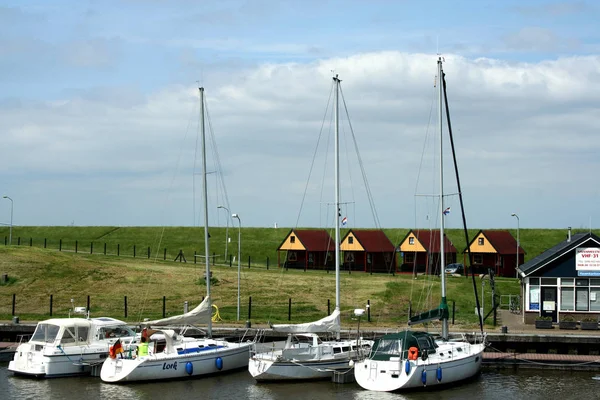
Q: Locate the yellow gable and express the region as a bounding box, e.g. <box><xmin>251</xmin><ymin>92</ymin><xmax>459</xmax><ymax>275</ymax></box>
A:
<box><xmin>279</xmin><ymin>233</ymin><xmax>307</xmax><ymax>251</ymax></box>
<box><xmin>399</xmin><ymin>232</ymin><xmax>426</xmax><ymax>253</ymax></box>
<box><xmin>469</xmin><ymin>232</ymin><xmax>497</xmax><ymax>253</ymax></box>
<box><xmin>340</xmin><ymin>233</ymin><xmax>365</xmax><ymax>251</ymax></box>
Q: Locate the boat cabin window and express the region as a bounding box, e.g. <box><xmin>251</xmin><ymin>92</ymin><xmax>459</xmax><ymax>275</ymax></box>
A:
<box><xmin>31</xmin><ymin>323</ymin><xmax>61</xmax><ymax>343</ymax></box>
<box><xmin>375</xmin><ymin>339</ymin><xmax>402</xmax><ymax>355</ymax></box>
<box><xmin>61</xmin><ymin>326</ymin><xmax>90</xmax><ymax>345</ymax></box>
<box><xmin>416</xmin><ymin>336</ymin><xmax>437</xmax><ymax>353</ymax></box>
<box><xmin>99</xmin><ymin>326</ymin><xmax>135</xmax><ymax>339</ymax></box>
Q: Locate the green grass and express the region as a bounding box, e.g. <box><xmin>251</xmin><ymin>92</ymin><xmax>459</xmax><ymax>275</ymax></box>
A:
<box><xmin>0</xmin><ymin>245</ymin><xmax>520</xmax><ymax>330</ymax></box>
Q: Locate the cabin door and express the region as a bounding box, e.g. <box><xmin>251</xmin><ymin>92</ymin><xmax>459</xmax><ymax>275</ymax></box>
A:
<box><xmin>540</xmin><ymin>287</ymin><xmax>557</xmax><ymax>322</ymax></box>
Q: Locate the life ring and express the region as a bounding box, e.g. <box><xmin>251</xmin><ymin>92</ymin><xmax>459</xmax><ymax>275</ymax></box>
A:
<box><xmin>408</xmin><ymin>347</ymin><xmax>418</xmax><ymax>361</ymax></box>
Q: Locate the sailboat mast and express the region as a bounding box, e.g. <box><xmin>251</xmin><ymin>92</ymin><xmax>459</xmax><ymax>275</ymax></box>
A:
<box><xmin>200</xmin><ymin>87</ymin><xmax>212</xmax><ymax>338</ymax></box>
<box><xmin>333</xmin><ymin>75</ymin><xmax>341</xmax><ymax>340</ymax></box>
<box><xmin>438</xmin><ymin>57</ymin><xmax>449</xmax><ymax>340</ymax></box>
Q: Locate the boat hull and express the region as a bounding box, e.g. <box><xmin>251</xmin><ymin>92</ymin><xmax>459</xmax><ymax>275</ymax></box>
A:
<box><xmin>8</xmin><ymin>343</ymin><xmax>109</xmax><ymax>378</ymax></box>
<box><xmin>249</xmin><ymin>356</ymin><xmax>351</xmax><ymax>381</ymax></box>
<box><xmin>354</xmin><ymin>342</ymin><xmax>485</xmax><ymax>392</ymax></box>
<box><xmin>101</xmin><ymin>342</ymin><xmax>251</xmax><ymax>383</ymax></box>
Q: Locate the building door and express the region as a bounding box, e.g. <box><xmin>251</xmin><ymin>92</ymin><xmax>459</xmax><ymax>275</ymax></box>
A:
<box><xmin>540</xmin><ymin>287</ymin><xmax>557</xmax><ymax>322</ymax></box>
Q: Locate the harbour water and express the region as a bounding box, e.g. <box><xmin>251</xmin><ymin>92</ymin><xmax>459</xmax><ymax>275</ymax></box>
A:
<box><xmin>1</xmin><ymin>362</ymin><xmax>599</xmax><ymax>400</ymax></box>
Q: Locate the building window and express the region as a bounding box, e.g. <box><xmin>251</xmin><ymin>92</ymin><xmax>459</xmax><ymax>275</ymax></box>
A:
<box><xmin>290</xmin><ymin>236</ymin><xmax>296</xmax><ymax>244</ymax></box>
<box><xmin>345</xmin><ymin>252</ymin><xmax>355</xmax><ymax>262</ymax></box>
<box><xmin>560</xmin><ymin>288</ymin><xmax>574</xmax><ymax>311</ymax></box>
<box><xmin>404</xmin><ymin>253</ymin><xmax>414</xmax><ymax>263</ymax></box>
<box><xmin>473</xmin><ymin>254</ymin><xmax>483</xmax><ymax>264</ymax></box>
<box><xmin>308</xmin><ymin>253</ymin><xmax>314</xmax><ymax>263</ymax></box>
<box><xmin>478</xmin><ymin>238</ymin><xmax>484</xmax><ymax>245</ymax></box>
<box><xmin>409</xmin><ymin>237</ymin><xmax>414</xmax><ymax>245</ymax></box>
<box><xmin>576</xmin><ymin>288</ymin><xmax>589</xmax><ymax>311</ymax></box>
<box><xmin>349</xmin><ymin>237</ymin><xmax>354</xmax><ymax>244</ymax></box>
<box><xmin>528</xmin><ymin>277</ymin><xmax>540</xmax><ymax>311</ymax></box>
<box><xmin>288</xmin><ymin>251</ymin><xmax>297</xmax><ymax>261</ymax></box>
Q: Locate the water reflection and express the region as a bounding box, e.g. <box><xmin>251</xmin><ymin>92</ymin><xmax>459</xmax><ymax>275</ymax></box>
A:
<box><xmin>2</xmin><ymin>363</ymin><xmax>600</xmax><ymax>400</ymax></box>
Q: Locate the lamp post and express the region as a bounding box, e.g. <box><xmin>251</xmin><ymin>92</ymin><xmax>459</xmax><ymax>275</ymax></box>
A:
<box><xmin>3</xmin><ymin>196</ymin><xmax>13</xmax><ymax>245</ymax></box>
<box><xmin>232</xmin><ymin>213</ymin><xmax>241</xmax><ymax>321</ymax></box>
<box><xmin>511</xmin><ymin>213</ymin><xmax>520</xmax><ymax>278</ymax></box>
<box><xmin>217</xmin><ymin>205</ymin><xmax>230</xmax><ymax>263</ymax></box>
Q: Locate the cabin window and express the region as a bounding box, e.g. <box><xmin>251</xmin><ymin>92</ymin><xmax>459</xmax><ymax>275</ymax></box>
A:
<box><xmin>409</xmin><ymin>237</ymin><xmax>414</xmax><ymax>245</ymax></box>
<box><xmin>290</xmin><ymin>236</ymin><xmax>296</xmax><ymax>244</ymax></box>
<box><xmin>288</xmin><ymin>251</ymin><xmax>297</xmax><ymax>261</ymax></box>
<box><xmin>478</xmin><ymin>238</ymin><xmax>484</xmax><ymax>245</ymax></box>
<box><xmin>31</xmin><ymin>323</ymin><xmax>60</xmax><ymax>343</ymax></box>
<box><xmin>404</xmin><ymin>253</ymin><xmax>414</xmax><ymax>263</ymax></box>
<box><xmin>473</xmin><ymin>254</ymin><xmax>483</xmax><ymax>264</ymax></box>
<box><xmin>349</xmin><ymin>237</ymin><xmax>354</xmax><ymax>244</ymax></box>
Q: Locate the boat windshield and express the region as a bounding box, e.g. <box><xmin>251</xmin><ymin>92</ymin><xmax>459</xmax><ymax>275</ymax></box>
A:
<box><xmin>373</xmin><ymin>339</ymin><xmax>402</xmax><ymax>356</ymax></box>
<box><xmin>31</xmin><ymin>323</ymin><xmax>61</xmax><ymax>343</ymax></box>
<box><xmin>98</xmin><ymin>325</ymin><xmax>136</xmax><ymax>340</ymax></box>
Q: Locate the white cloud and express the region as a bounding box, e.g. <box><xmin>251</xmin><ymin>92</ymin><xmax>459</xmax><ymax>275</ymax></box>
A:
<box><xmin>1</xmin><ymin>51</ymin><xmax>600</xmax><ymax>229</ymax></box>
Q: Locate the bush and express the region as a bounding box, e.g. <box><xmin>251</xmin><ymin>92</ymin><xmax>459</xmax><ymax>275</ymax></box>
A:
<box><xmin>561</xmin><ymin>314</ymin><xmax>575</xmax><ymax>322</ymax></box>
<box><xmin>536</xmin><ymin>315</ymin><xmax>552</xmax><ymax>321</ymax></box>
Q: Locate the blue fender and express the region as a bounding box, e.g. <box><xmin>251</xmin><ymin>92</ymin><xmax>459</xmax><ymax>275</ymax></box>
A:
<box><xmin>421</xmin><ymin>369</ymin><xmax>427</xmax><ymax>385</ymax></box>
<box><xmin>437</xmin><ymin>366</ymin><xmax>442</xmax><ymax>382</ymax></box>
<box><xmin>185</xmin><ymin>362</ymin><xmax>193</xmax><ymax>375</ymax></box>
<box><xmin>405</xmin><ymin>360</ymin><xmax>411</xmax><ymax>375</ymax></box>
<box><xmin>215</xmin><ymin>357</ymin><xmax>223</xmax><ymax>370</ymax></box>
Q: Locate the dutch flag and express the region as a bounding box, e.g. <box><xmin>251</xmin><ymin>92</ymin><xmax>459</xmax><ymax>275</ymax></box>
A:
<box><xmin>443</xmin><ymin>207</ymin><xmax>451</xmax><ymax>216</ymax></box>
<box><xmin>341</xmin><ymin>216</ymin><xmax>348</xmax><ymax>226</ymax></box>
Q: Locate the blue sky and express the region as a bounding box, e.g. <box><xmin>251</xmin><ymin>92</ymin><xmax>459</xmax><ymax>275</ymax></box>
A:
<box><xmin>1</xmin><ymin>0</ymin><xmax>599</xmax><ymax>230</ymax></box>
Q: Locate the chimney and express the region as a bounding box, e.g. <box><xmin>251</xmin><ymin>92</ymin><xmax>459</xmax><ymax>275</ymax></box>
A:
<box><xmin>567</xmin><ymin>227</ymin><xmax>572</xmax><ymax>242</ymax></box>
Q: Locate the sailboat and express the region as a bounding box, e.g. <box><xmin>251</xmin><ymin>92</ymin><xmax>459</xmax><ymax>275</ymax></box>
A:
<box><xmin>100</xmin><ymin>87</ymin><xmax>252</xmax><ymax>383</ymax></box>
<box><xmin>248</xmin><ymin>75</ymin><xmax>372</xmax><ymax>381</ymax></box>
<box><xmin>353</xmin><ymin>57</ymin><xmax>487</xmax><ymax>392</ymax></box>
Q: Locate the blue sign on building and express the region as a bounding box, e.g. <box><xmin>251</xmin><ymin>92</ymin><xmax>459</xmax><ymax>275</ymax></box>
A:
<box><xmin>578</xmin><ymin>270</ymin><xmax>600</xmax><ymax>277</ymax></box>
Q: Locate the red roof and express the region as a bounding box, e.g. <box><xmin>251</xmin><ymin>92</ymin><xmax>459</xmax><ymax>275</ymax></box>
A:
<box><xmin>477</xmin><ymin>230</ymin><xmax>525</xmax><ymax>255</ymax></box>
<box><xmin>345</xmin><ymin>230</ymin><xmax>395</xmax><ymax>252</ymax></box>
<box><xmin>411</xmin><ymin>229</ymin><xmax>457</xmax><ymax>253</ymax></box>
<box><xmin>280</xmin><ymin>229</ymin><xmax>334</xmax><ymax>252</ymax></box>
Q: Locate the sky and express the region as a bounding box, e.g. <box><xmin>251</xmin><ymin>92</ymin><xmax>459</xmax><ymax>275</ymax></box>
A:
<box><xmin>1</xmin><ymin>0</ymin><xmax>599</xmax><ymax>230</ymax></box>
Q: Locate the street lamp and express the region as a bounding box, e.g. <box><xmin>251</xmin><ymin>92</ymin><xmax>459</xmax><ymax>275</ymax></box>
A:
<box><xmin>217</xmin><ymin>205</ymin><xmax>230</xmax><ymax>263</ymax></box>
<box><xmin>232</xmin><ymin>213</ymin><xmax>241</xmax><ymax>321</ymax></box>
<box><xmin>3</xmin><ymin>196</ymin><xmax>13</xmax><ymax>245</ymax></box>
<box><xmin>511</xmin><ymin>213</ymin><xmax>520</xmax><ymax>278</ymax></box>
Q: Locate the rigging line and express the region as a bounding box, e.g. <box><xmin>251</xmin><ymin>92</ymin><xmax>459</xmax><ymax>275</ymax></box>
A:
<box><xmin>294</xmin><ymin>79</ymin><xmax>335</xmax><ymax>228</ymax></box>
<box><xmin>413</xmin><ymin>82</ymin><xmax>437</xmax><ymax>230</ymax></box>
<box><xmin>338</xmin><ymin>85</ymin><xmax>381</xmax><ymax>229</ymax></box>
<box><xmin>136</xmin><ymin>86</ymin><xmax>199</xmax><ymax>322</ymax></box>
<box><xmin>319</xmin><ymin>102</ymin><xmax>334</xmax><ymax>228</ymax></box>
<box><xmin>442</xmin><ymin>67</ymin><xmax>484</xmax><ymax>335</ymax></box>
<box><xmin>204</xmin><ymin>98</ymin><xmax>232</xmax><ymax>216</ymax></box>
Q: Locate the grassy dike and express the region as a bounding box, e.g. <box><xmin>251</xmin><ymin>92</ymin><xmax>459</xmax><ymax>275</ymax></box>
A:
<box><xmin>0</xmin><ymin>226</ymin><xmax>594</xmax><ymax>329</ymax></box>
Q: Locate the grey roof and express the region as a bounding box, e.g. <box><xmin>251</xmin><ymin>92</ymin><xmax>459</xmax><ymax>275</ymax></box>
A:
<box><xmin>517</xmin><ymin>232</ymin><xmax>600</xmax><ymax>277</ymax></box>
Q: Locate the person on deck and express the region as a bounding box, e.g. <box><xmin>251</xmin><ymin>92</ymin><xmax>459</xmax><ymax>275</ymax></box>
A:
<box><xmin>137</xmin><ymin>336</ymin><xmax>148</xmax><ymax>357</ymax></box>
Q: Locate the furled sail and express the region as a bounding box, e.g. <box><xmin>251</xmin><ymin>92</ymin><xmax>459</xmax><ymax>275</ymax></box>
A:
<box><xmin>270</xmin><ymin>309</ymin><xmax>340</xmax><ymax>333</ymax></box>
<box><xmin>142</xmin><ymin>296</ymin><xmax>211</xmax><ymax>326</ymax></box>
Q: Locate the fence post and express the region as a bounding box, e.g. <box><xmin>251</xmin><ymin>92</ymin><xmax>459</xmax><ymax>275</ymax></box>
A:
<box><xmin>12</xmin><ymin>294</ymin><xmax>16</xmax><ymax>316</ymax></box>
<box><xmin>30</xmin><ymin>238</ymin><xmax>32</xmax><ymax>247</ymax></box>
<box><xmin>164</xmin><ymin>248</ymin><xmax>167</xmax><ymax>261</ymax></box>
<box><xmin>90</xmin><ymin>242</ymin><xmax>93</xmax><ymax>254</ymax></box>
<box><xmin>104</xmin><ymin>243</ymin><xmax>106</xmax><ymax>255</ymax></box>
<box><xmin>134</xmin><ymin>245</ymin><xmax>136</xmax><ymax>258</ymax></box>
<box><xmin>367</xmin><ymin>299</ymin><xmax>371</xmax><ymax>322</ymax></box>
<box><xmin>59</xmin><ymin>239</ymin><xmax>62</xmax><ymax>251</ymax></box>
<box><xmin>248</xmin><ymin>255</ymin><xmax>251</xmax><ymax>269</ymax></box>
<box><xmin>163</xmin><ymin>296</ymin><xmax>166</xmax><ymax>318</ymax></box>
<box><xmin>87</xmin><ymin>295</ymin><xmax>90</xmax><ymax>313</ymax></box>
<box><xmin>124</xmin><ymin>296</ymin><xmax>127</xmax><ymax>318</ymax></box>
<box><xmin>288</xmin><ymin>298</ymin><xmax>292</xmax><ymax>321</ymax></box>
<box><xmin>267</xmin><ymin>257</ymin><xmax>269</xmax><ymax>270</ymax></box>
<box><xmin>44</xmin><ymin>238</ymin><xmax>47</xmax><ymax>248</ymax></box>
<box><xmin>194</xmin><ymin>251</ymin><xmax>197</xmax><ymax>264</ymax></box>
<box><xmin>229</xmin><ymin>254</ymin><xmax>232</xmax><ymax>267</ymax></box>
<box><xmin>50</xmin><ymin>294</ymin><xmax>53</xmax><ymax>316</ymax></box>
<box><xmin>75</xmin><ymin>240</ymin><xmax>78</xmax><ymax>253</ymax></box>
<box><xmin>148</xmin><ymin>247</ymin><xmax>151</xmax><ymax>259</ymax></box>
<box><xmin>327</xmin><ymin>299</ymin><xmax>330</xmax><ymax>315</ymax></box>
<box><xmin>18</xmin><ymin>237</ymin><xmax>20</xmax><ymax>245</ymax></box>
<box><xmin>117</xmin><ymin>243</ymin><xmax>120</xmax><ymax>256</ymax></box>
<box><xmin>248</xmin><ymin>296</ymin><xmax>252</xmax><ymax>320</ymax></box>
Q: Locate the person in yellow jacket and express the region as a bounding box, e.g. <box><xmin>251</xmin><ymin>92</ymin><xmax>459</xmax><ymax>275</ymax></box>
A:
<box><xmin>137</xmin><ymin>336</ymin><xmax>149</xmax><ymax>357</ymax></box>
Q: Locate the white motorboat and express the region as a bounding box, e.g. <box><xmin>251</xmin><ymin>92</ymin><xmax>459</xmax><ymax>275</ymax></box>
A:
<box><xmin>8</xmin><ymin>316</ymin><xmax>136</xmax><ymax>378</ymax></box>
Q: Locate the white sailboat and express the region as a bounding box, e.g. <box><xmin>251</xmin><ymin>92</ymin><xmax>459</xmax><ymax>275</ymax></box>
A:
<box><xmin>100</xmin><ymin>87</ymin><xmax>252</xmax><ymax>383</ymax></box>
<box><xmin>248</xmin><ymin>75</ymin><xmax>372</xmax><ymax>381</ymax></box>
<box><xmin>8</xmin><ymin>315</ymin><xmax>136</xmax><ymax>378</ymax></box>
<box><xmin>354</xmin><ymin>57</ymin><xmax>486</xmax><ymax>392</ymax></box>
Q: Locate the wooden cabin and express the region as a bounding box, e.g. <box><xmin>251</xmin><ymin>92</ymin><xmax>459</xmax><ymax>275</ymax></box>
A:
<box><xmin>398</xmin><ymin>229</ymin><xmax>457</xmax><ymax>274</ymax></box>
<box><xmin>517</xmin><ymin>230</ymin><xmax>600</xmax><ymax>325</ymax></box>
<box><xmin>277</xmin><ymin>229</ymin><xmax>334</xmax><ymax>270</ymax></box>
<box><xmin>465</xmin><ymin>230</ymin><xmax>525</xmax><ymax>277</ymax></box>
<box><xmin>340</xmin><ymin>229</ymin><xmax>396</xmax><ymax>273</ymax></box>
